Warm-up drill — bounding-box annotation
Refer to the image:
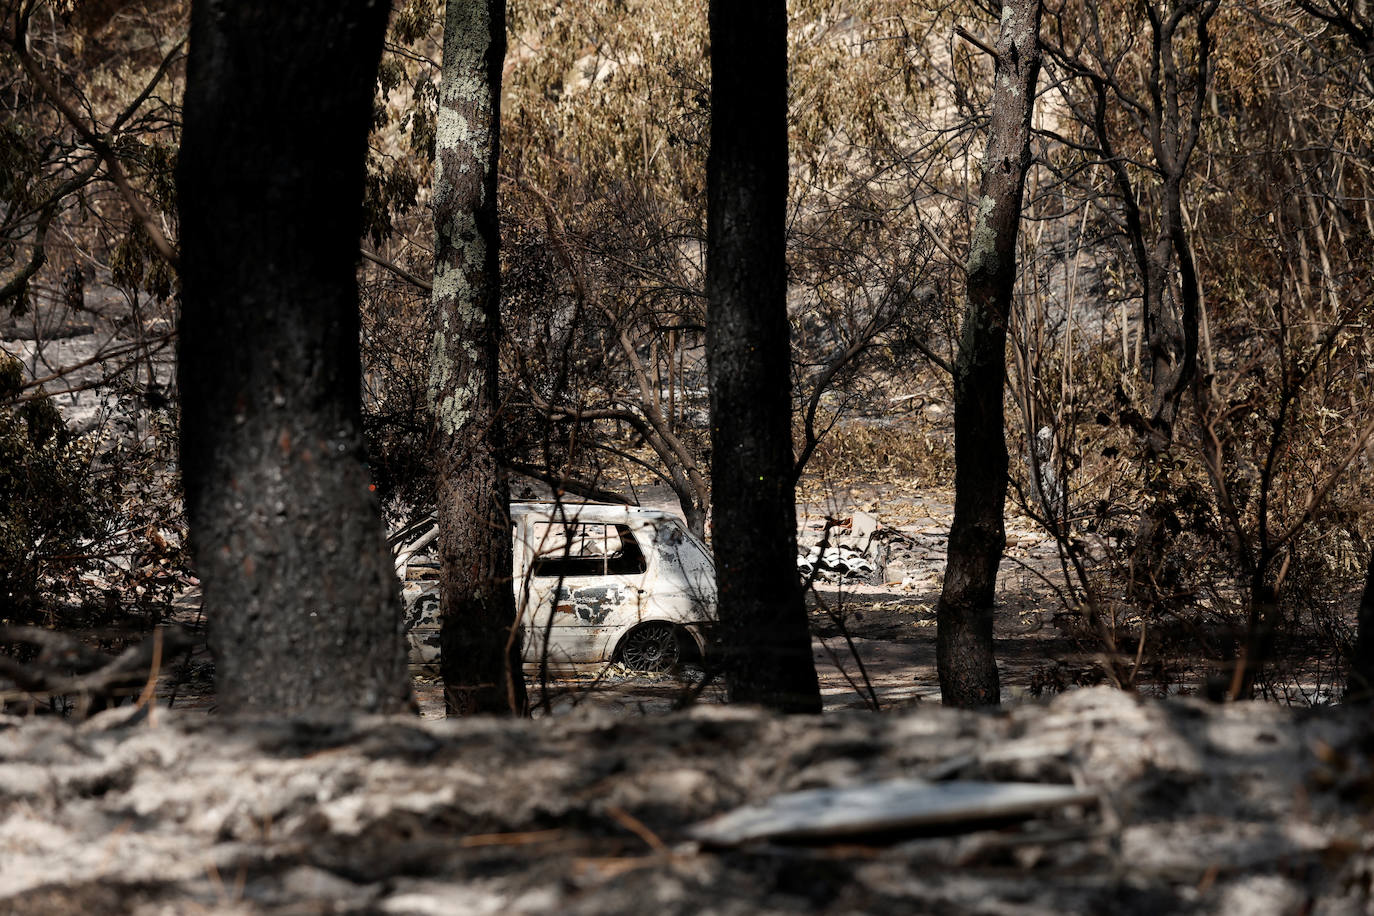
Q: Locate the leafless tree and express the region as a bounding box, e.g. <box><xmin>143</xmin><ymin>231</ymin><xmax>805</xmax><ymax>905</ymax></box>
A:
<box><xmin>937</xmin><ymin>0</ymin><xmax>1043</xmax><ymax>708</ymax></box>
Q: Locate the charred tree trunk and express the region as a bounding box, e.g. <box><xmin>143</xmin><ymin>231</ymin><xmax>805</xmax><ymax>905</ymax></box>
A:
<box><xmin>937</xmin><ymin>0</ymin><xmax>1041</xmax><ymax>708</ymax></box>
<box><xmin>706</xmin><ymin>0</ymin><xmax>821</xmax><ymax>713</ymax></box>
<box><xmin>429</xmin><ymin>0</ymin><xmax>528</xmax><ymax>716</ymax></box>
<box><xmin>178</xmin><ymin>0</ymin><xmax>408</xmax><ymax>715</ymax></box>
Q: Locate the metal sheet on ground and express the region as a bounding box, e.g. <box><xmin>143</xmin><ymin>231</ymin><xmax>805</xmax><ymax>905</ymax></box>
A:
<box><xmin>690</xmin><ymin>778</ymin><xmax>1097</xmax><ymax>846</ymax></box>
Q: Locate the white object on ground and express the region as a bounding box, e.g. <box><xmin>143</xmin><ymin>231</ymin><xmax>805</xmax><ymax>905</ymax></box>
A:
<box><xmin>689</xmin><ymin>778</ymin><xmax>1097</xmax><ymax>846</ymax></box>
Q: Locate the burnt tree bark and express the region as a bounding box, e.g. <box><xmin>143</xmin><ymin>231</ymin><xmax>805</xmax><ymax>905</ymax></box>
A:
<box><xmin>178</xmin><ymin>0</ymin><xmax>409</xmax><ymax>715</ymax></box>
<box><xmin>937</xmin><ymin>0</ymin><xmax>1042</xmax><ymax>708</ymax></box>
<box><xmin>706</xmin><ymin>0</ymin><xmax>821</xmax><ymax>713</ymax></box>
<box><xmin>429</xmin><ymin>0</ymin><xmax>528</xmax><ymax>716</ymax></box>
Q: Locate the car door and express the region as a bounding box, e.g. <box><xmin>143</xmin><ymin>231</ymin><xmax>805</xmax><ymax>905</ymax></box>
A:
<box><xmin>515</xmin><ymin>518</ymin><xmax>650</xmax><ymax>665</ymax></box>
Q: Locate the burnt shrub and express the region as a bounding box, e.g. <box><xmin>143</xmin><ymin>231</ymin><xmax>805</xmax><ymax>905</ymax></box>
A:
<box><xmin>0</xmin><ymin>352</ymin><xmax>108</xmax><ymax>630</ymax></box>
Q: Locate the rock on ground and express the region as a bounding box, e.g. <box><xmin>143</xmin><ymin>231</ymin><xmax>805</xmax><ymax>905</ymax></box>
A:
<box><xmin>0</xmin><ymin>688</ymin><xmax>1371</xmax><ymax>914</ymax></box>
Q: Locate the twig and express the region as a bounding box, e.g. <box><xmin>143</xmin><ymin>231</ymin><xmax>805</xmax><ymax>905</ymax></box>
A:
<box><xmin>606</xmin><ymin>805</ymin><xmax>669</xmax><ymax>855</ymax></box>
<box><xmin>10</xmin><ymin>24</ymin><xmax>179</xmax><ymax>266</ymax></box>
<box><xmin>504</xmin><ymin>459</ymin><xmax>635</xmax><ymax>507</ymax></box>
<box><xmin>954</xmin><ymin>24</ymin><xmax>999</xmax><ymax>61</ymax></box>
<box><xmin>360</xmin><ymin>246</ymin><xmax>433</xmax><ymax>293</ymax></box>
<box><xmin>811</xmin><ymin>596</ymin><xmax>882</xmax><ymax>711</ymax></box>
<box><xmin>133</xmin><ymin>627</ymin><xmax>163</xmax><ymax>713</ymax></box>
<box><xmin>0</xmin><ymin>626</ymin><xmax>193</xmax><ymax>705</ymax></box>
<box><xmin>12</xmin><ymin>332</ymin><xmax>175</xmax><ymax>399</ymax></box>
<box><xmin>458</xmin><ymin>829</ymin><xmax>564</xmax><ymax>848</ymax></box>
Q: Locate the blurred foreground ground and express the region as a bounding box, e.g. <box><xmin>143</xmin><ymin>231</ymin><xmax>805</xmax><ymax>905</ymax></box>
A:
<box><xmin>1</xmin><ymin>687</ymin><xmax>1371</xmax><ymax>914</ymax></box>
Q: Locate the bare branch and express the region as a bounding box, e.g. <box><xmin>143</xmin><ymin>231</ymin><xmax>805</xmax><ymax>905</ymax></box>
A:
<box><xmin>9</xmin><ymin>27</ymin><xmax>179</xmax><ymax>266</ymax></box>
<box><xmin>504</xmin><ymin>460</ymin><xmax>634</xmax><ymax>506</ymax></box>
<box><xmin>954</xmin><ymin>24</ymin><xmax>999</xmax><ymax>60</ymax></box>
<box><xmin>0</xmin><ymin>626</ymin><xmax>194</xmax><ymax>704</ymax></box>
<box><xmin>361</xmin><ymin>246</ymin><xmax>433</xmax><ymax>292</ymax></box>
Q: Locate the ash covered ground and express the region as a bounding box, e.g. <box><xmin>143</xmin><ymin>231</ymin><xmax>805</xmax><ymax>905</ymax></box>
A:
<box><xmin>2</xmin><ymin>688</ymin><xmax>1372</xmax><ymax>914</ymax></box>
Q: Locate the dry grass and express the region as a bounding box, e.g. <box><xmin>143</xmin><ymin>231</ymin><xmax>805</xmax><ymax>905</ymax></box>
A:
<box><xmin>804</xmin><ymin>415</ymin><xmax>955</xmax><ymax>486</ymax></box>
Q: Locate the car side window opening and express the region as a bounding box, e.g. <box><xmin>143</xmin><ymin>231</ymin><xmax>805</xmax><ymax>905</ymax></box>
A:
<box><xmin>530</xmin><ymin>522</ymin><xmax>648</xmax><ymax>579</ymax></box>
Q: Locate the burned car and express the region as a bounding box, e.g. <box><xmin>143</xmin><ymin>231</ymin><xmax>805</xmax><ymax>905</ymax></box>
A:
<box><xmin>396</xmin><ymin>502</ymin><xmax>716</xmax><ymax>674</ymax></box>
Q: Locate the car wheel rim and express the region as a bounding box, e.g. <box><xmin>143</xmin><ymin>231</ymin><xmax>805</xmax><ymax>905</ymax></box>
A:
<box><xmin>621</xmin><ymin>622</ymin><xmax>679</xmax><ymax>672</ymax></box>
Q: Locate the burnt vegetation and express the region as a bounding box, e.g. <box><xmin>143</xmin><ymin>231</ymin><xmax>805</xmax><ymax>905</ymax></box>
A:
<box><xmin>0</xmin><ymin>0</ymin><xmax>1371</xmax><ymax>718</ymax></box>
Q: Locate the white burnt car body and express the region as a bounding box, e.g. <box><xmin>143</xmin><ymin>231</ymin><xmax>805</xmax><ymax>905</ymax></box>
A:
<box><xmin>399</xmin><ymin>502</ymin><xmax>716</xmax><ymax>673</ymax></box>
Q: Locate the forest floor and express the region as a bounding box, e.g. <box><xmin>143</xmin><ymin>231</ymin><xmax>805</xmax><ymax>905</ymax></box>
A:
<box><xmin>3</xmin><ymin>685</ymin><xmax>1372</xmax><ymax>914</ymax></box>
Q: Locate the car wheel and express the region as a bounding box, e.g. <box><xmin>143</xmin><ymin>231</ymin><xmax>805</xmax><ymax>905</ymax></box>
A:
<box><xmin>619</xmin><ymin>621</ymin><xmax>681</xmax><ymax>672</ymax></box>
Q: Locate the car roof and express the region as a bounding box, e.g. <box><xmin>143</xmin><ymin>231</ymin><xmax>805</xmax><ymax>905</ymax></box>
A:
<box><xmin>510</xmin><ymin>501</ymin><xmax>679</xmax><ymax>524</ymax></box>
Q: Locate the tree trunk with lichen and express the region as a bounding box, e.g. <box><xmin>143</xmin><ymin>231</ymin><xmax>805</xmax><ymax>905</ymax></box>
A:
<box><xmin>937</xmin><ymin>0</ymin><xmax>1042</xmax><ymax>709</ymax></box>
<box><xmin>707</xmin><ymin>0</ymin><xmax>821</xmax><ymax>714</ymax></box>
<box><xmin>177</xmin><ymin>0</ymin><xmax>409</xmax><ymax>715</ymax></box>
<box><xmin>430</xmin><ymin>0</ymin><xmax>528</xmax><ymax>717</ymax></box>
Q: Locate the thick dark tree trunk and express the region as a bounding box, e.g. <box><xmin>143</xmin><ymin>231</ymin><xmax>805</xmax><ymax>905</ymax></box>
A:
<box><xmin>937</xmin><ymin>0</ymin><xmax>1042</xmax><ymax>709</ymax></box>
<box><xmin>1348</xmin><ymin>551</ymin><xmax>1374</xmax><ymax>702</ymax></box>
<box><xmin>178</xmin><ymin>1</ymin><xmax>408</xmax><ymax>715</ymax></box>
<box><xmin>706</xmin><ymin>0</ymin><xmax>821</xmax><ymax>714</ymax></box>
<box><xmin>430</xmin><ymin>0</ymin><xmax>528</xmax><ymax>716</ymax></box>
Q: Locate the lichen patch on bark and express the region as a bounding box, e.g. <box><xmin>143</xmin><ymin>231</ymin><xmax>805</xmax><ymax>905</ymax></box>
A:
<box><xmin>965</xmin><ymin>194</ymin><xmax>1000</xmax><ymax>280</ymax></box>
